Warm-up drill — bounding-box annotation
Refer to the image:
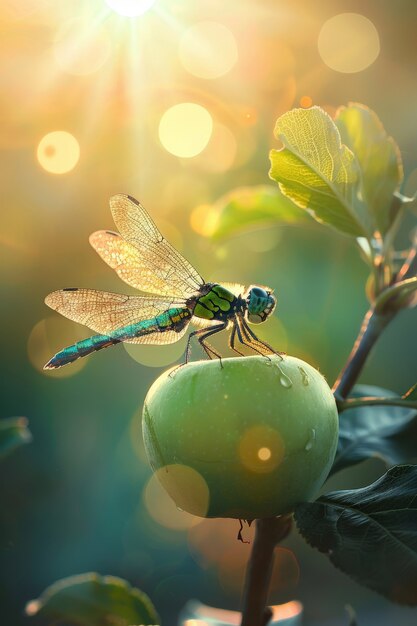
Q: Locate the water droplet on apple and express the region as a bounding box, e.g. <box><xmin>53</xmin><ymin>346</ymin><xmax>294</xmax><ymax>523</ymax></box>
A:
<box><xmin>298</xmin><ymin>366</ymin><xmax>309</xmax><ymax>386</ymax></box>
<box><xmin>275</xmin><ymin>363</ymin><xmax>293</xmax><ymax>388</ymax></box>
<box><xmin>305</xmin><ymin>428</ymin><xmax>316</xmax><ymax>451</ymax></box>
<box><xmin>280</xmin><ymin>375</ymin><xmax>292</xmax><ymax>388</ymax></box>
<box><xmin>277</xmin><ymin>367</ymin><xmax>293</xmax><ymax>388</ymax></box>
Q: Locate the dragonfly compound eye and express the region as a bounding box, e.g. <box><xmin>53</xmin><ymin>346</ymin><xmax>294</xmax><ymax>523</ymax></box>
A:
<box><xmin>246</xmin><ymin>286</ymin><xmax>276</xmax><ymax>324</ymax></box>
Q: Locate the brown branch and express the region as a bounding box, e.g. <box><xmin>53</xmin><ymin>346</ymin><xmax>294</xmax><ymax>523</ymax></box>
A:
<box><xmin>240</xmin><ymin>515</ymin><xmax>292</xmax><ymax>626</ymax></box>
<box><xmin>332</xmin><ymin>308</ymin><xmax>395</xmax><ymax>399</ymax></box>
<box><xmin>337</xmin><ymin>395</ymin><xmax>417</xmax><ymax>412</ymax></box>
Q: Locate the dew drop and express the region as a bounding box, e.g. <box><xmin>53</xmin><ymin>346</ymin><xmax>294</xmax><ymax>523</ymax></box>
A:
<box><xmin>298</xmin><ymin>366</ymin><xmax>309</xmax><ymax>386</ymax></box>
<box><xmin>280</xmin><ymin>375</ymin><xmax>292</xmax><ymax>388</ymax></box>
<box><xmin>176</xmin><ymin>506</ymin><xmax>184</xmax><ymax>512</ymax></box>
<box><xmin>277</xmin><ymin>365</ymin><xmax>293</xmax><ymax>388</ymax></box>
<box><xmin>305</xmin><ymin>428</ymin><xmax>316</xmax><ymax>451</ymax></box>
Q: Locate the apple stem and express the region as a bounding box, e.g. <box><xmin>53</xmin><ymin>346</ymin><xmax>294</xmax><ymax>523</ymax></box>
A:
<box><xmin>332</xmin><ymin>307</ymin><xmax>394</xmax><ymax>399</ymax></box>
<box><xmin>240</xmin><ymin>515</ymin><xmax>292</xmax><ymax>626</ymax></box>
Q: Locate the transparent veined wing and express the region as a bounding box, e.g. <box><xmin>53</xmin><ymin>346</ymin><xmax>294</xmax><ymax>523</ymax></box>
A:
<box><xmin>45</xmin><ymin>288</ymin><xmax>191</xmax><ymax>344</ymax></box>
<box><xmin>103</xmin><ymin>194</ymin><xmax>204</xmax><ymax>297</ymax></box>
<box><xmin>89</xmin><ymin>230</ymin><xmax>186</xmax><ymax>295</ymax></box>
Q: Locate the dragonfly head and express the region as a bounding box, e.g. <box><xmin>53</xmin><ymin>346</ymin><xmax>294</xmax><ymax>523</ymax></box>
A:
<box><xmin>245</xmin><ymin>286</ymin><xmax>276</xmax><ymax>324</ymax></box>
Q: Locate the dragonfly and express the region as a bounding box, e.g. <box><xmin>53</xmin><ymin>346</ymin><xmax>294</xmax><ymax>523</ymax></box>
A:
<box><xmin>44</xmin><ymin>194</ymin><xmax>278</xmax><ymax>369</ymax></box>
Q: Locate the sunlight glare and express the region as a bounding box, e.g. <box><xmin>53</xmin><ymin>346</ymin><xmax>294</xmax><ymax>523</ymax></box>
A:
<box><xmin>53</xmin><ymin>18</ymin><xmax>111</xmax><ymax>76</ymax></box>
<box><xmin>318</xmin><ymin>13</ymin><xmax>380</xmax><ymax>73</ymax></box>
<box><xmin>179</xmin><ymin>21</ymin><xmax>238</xmax><ymax>80</ymax></box>
<box><xmin>3</xmin><ymin>0</ymin><xmax>49</xmax><ymax>21</ymax></box>
<box><xmin>159</xmin><ymin>103</ymin><xmax>213</xmax><ymax>158</ymax></box>
<box><xmin>37</xmin><ymin>131</ymin><xmax>80</xmax><ymax>174</ymax></box>
<box><xmin>105</xmin><ymin>0</ymin><xmax>156</xmax><ymax>17</ymax></box>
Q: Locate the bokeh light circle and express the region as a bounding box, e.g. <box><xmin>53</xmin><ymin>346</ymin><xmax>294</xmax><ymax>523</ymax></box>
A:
<box><xmin>37</xmin><ymin>131</ymin><xmax>80</xmax><ymax>174</ymax></box>
<box><xmin>143</xmin><ymin>471</ymin><xmax>202</xmax><ymax>530</ymax></box>
<box><xmin>179</xmin><ymin>21</ymin><xmax>238</xmax><ymax>79</ymax></box>
<box><xmin>159</xmin><ymin>103</ymin><xmax>213</xmax><ymax>158</ymax></box>
<box><xmin>27</xmin><ymin>317</ymin><xmax>87</xmax><ymax>378</ymax></box>
<box><xmin>318</xmin><ymin>13</ymin><xmax>380</xmax><ymax>73</ymax></box>
<box><xmin>189</xmin><ymin>204</ymin><xmax>219</xmax><ymax>237</ymax></box>
<box><xmin>105</xmin><ymin>0</ymin><xmax>155</xmax><ymax>17</ymax></box>
<box><xmin>124</xmin><ymin>336</ymin><xmax>187</xmax><ymax>368</ymax></box>
<box><xmin>299</xmin><ymin>95</ymin><xmax>313</xmax><ymax>108</ymax></box>
<box><xmin>239</xmin><ymin>425</ymin><xmax>285</xmax><ymax>473</ymax></box>
<box><xmin>257</xmin><ymin>447</ymin><xmax>272</xmax><ymax>461</ymax></box>
<box><xmin>53</xmin><ymin>18</ymin><xmax>112</xmax><ymax>76</ymax></box>
<box><xmin>155</xmin><ymin>464</ymin><xmax>210</xmax><ymax>518</ymax></box>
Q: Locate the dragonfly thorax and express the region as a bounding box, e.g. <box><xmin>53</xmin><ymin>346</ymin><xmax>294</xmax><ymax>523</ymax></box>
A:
<box><xmin>245</xmin><ymin>285</ymin><xmax>276</xmax><ymax>324</ymax></box>
<box><xmin>192</xmin><ymin>284</ymin><xmax>239</xmax><ymax>321</ymax></box>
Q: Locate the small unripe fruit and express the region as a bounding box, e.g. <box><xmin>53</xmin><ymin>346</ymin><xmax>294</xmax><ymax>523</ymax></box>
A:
<box><xmin>142</xmin><ymin>355</ymin><xmax>338</xmax><ymax>520</ymax></box>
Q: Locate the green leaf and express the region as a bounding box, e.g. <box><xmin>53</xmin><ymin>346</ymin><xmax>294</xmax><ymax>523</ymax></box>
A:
<box><xmin>0</xmin><ymin>417</ymin><xmax>31</xmax><ymax>459</ymax></box>
<box><xmin>375</xmin><ymin>277</ymin><xmax>417</xmax><ymax>313</ymax></box>
<box><xmin>207</xmin><ymin>185</ymin><xmax>310</xmax><ymax>239</ymax></box>
<box><xmin>332</xmin><ymin>385</ymin><xmax>417</xmax><ymax>475</ymax></box>
<box><xmin>25</xmin><ymin>572</ymin><xmax>159</xmax><ymax>625</ymax></box>
<box><xmin>335</xmin><ymin>103</ymin><xmax>403</xmax><ymax>235</ymax></box>
<box><xmin>269</xmin><ymin>106</ymin><xmax>367</xmax><ymax>237</ymax></box>
<box><xmin>295</xmin><ymin>465</ymin><xmax>417</xmax><ymax>605</ymax></box>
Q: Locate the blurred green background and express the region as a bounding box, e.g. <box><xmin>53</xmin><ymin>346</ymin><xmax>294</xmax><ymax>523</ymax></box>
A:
<box><xmin>1</xmin><ymin>0</ymin><xmax>417</xmax><ymax>624</ymax></box>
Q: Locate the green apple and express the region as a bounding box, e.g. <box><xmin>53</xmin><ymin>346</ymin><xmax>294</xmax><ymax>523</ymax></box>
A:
<box><xmin>142</xmin><ymin>355</ymin><xmax>338</xmax><ymax>520</ymax></box>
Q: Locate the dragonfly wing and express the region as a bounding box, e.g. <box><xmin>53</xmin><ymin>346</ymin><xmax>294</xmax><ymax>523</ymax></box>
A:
<box><xmin>107</xmin><ymin>194</ymin><xmax>204</xmax><ymax>297</ymax></box>
<box><xmin>89</xmin><ymin>230</ymin><xmax>182</xmax><ymax>295</ymax></box>
<box><xmin>45</xmin><ymin>288</ymin><xmax>190</xmax><ymax>343</ymax></box>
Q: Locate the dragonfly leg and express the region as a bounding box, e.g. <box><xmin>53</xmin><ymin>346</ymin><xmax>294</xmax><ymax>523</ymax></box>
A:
<box><xmin>229</xmin><ymin>321</ymin><xmax>245</xmax><ymax>356</ymax></box>
<box><xmin>235</xmin><ymin>317</ymin><xmax>260</xmax><ymax>353</ymax></box>
<box><xmin>185</xmin><ymin>323</ymin><xmax>226</xmax><ymax>363</ymax></box>
<box><xmin>200</xmin><ymin>339</ymin><xmax>222</xmax><ymax>361</ymax></box>
<box><xmin>239</xmin><ymin>325</ymin><xmax>270</xmax><ymax>358</ymax></box>
<box><xmin>169</xmin><ymin>324</ymin><xmax>225</xmax><ymax>378</ymax></box>
<box><xmin>240</xmin><ymin>316</ymin><xmax>282</xmax><ymax>359</ymax></box>
<box><xmin>235</xmin><ymin>316</ymin><xmax>273</xmax><ymax>360</ymax></box>
<box><xmin>198</xmin><ymin>323</ymin><xmax>228</xmax><ymax>365</ymax></box>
